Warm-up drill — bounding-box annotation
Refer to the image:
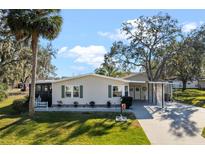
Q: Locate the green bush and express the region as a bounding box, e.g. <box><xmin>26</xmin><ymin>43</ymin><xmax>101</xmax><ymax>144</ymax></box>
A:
<box><xmin>0</xmin><ymin>83</ymin><xmax>8</xmax><ymax>91</ymax></box>
<box><xmin>0</xmin><ymin>83</ymin><xmax>8</xmax><ymax>101</ymax></box>
<box><xmin>121</xmin><ymin>96</ymin><xmax>133</xmax><ymax>109</ymax></box>
<box><xmin>12</xmin><ymin>97</ymin><xmax>29</xmax><ymax>114</ymax></box>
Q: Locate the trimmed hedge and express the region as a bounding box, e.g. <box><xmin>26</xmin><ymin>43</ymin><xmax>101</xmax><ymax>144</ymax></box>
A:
<box><xmin>12</xmin><ymin>97</ymin><xmax>29</xmax><ymax>114</ymax></box>
<box><xmin>121</xmin><ymin>96</ymin><xmax>133</xmax><ymax>109</ymax></box>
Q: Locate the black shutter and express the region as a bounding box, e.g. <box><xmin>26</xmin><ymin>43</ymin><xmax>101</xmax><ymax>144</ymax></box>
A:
<box><xmin>125</xmin><ymin>86</ymin><xmax>128</xmax><ymax>96</ymax></box>
<box><xmin>61</xmin><ymin>85</ymin><xmax>65</xmax><ymax>98</ymax></box>
<box><xmin>108</xmin><ymin>85</ymin><xmax>112</xmax><ymax>98</ymax></box>
<box><xmin>80</xmin><ymin>85</ymin><xmax>83</xmax><ymax>98</ymax></box>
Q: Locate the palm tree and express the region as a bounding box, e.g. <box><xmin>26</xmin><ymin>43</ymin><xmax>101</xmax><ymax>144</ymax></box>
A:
<box><xmin>6</xmin><ymin>10</ymin><xmax>62</xmax><ymax>116</ymax></box>
<box><xmin>95</xmin><ymin>54</ymin><xmax>128</xmax><ymax>77</ymax></box>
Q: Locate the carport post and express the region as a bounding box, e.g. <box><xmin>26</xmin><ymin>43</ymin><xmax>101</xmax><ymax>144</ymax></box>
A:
<box><xmin>155</xmin><ymin>83</ymin><xmax>157</xmax><ymax>105</ymax></box>
<box><xmin>162</xmin><ymin>83</ymin><xmax>164</xmax><ymax>108</ymax></box>
<box><xmin>170</xmin><ymin>84</ymin><xmax>173</xmax><ymax>102</ymax></box>
<box><xmin>152</xmin><ymin>83</ymin><xmax>154</xmax><ymax>104</ymax></box>
<box><xmin>147</xmin><ymin>81</ymin><xmax>149</xmax><ymax>103</ymax></box>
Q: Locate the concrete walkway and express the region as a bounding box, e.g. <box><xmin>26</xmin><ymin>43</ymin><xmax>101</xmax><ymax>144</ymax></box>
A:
<box><xmin>132</xmin><ymin>102</ymin><xmax>205</xmax><ymax>145</ymax></box>
<box><xmin>35</xmin><ymin>106</ymin><xmax>121</xmax><ymax>112</ymax></box>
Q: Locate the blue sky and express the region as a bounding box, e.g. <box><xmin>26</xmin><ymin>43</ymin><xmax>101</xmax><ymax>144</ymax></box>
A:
<box><xmin>46</xmin><ymin>10</ymin><xmax>205</xmax><ymax>77</ymax></box>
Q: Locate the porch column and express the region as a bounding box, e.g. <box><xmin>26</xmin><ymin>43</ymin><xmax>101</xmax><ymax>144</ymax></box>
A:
<box><xmin>128</xmin><ymin>84</ymin><xmax>130</xmax><ymax>96</ymax></box>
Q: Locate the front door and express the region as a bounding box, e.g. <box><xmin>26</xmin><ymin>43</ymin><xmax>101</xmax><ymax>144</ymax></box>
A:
<box><xmin>135</xmin><ymin>87</ymin><xmax>141</xmax><ymax>100</ymax></box>
<box><xmin>140</xmin><ymin>87</ymin><xmax>147</xmax><ymax>100</ymax></box>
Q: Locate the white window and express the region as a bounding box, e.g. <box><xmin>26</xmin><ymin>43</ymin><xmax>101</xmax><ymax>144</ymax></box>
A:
<box><xmin>113</xmin><ymin>86</ymin><xmax>122</xmax><ymax>97</ymax></box>
<box><xmin>73</xmin><ymin>86</ymin><xmax>80</xmax><ymax>98</ymax></box>
<box><xmin>135</xmin><ymin>87</ymin><xmax>140</xmax><ymax>91</ymax></box>
<box><xmin>65</xmin><ymin>86</ymin><xmax>72</xmax><ymax>97</ymax></box>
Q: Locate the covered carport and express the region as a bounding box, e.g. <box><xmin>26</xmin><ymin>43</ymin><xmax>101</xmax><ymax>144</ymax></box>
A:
<box><xmin>128</xmin><ymin>80</ymin><xmax>172</xmax><ymax>108</ymax></box>
<box><xmin>147</xmin><ymin>81</ymin><xmax>173</xmax><ymax>108</ymax></box>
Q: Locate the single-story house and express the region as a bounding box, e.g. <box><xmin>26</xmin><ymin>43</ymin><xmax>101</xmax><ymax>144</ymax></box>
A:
<box><xmin>34</xmin><ymin>73</ymin><xmax>172</xmax><ymax>108</ymax></box>
<box><xmin>198</xmin><ymin>78</ymin><xmax>205</xmax><ymax>89</ymax></box>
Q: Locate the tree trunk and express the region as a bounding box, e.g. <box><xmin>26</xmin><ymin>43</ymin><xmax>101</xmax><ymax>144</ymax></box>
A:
<box><xmin>182</xmin><ymin>80</ymin><xmax>187</xmax><ymax>91</ymax></box>
<box><xmin>29</xmin><ymin>32</ymin><xmax>38</xmax><ymax>117</ymax></box>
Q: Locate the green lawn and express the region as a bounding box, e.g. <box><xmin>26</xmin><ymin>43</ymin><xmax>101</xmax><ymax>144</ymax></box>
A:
<box><xmin>0</xmin><ymin>95</ymin><xmax>150</xmax><ymax>145</ymax></box>
<box><xmin>173</xmin><ymin>89</ymin><xmax>205</xmax><ymax>108</ymax></box>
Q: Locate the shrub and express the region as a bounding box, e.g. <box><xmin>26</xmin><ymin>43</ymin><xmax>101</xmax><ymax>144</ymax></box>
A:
<box><xmin>73</xmin><ymin>101</ymin><xmax>79</xmax><ymax>107</ymax></box>
<box><xmin>0</xmin><ymin>83</ymin><xmax>8</xmax><ymax>101</ymax></box>
<box><xmin>57</xmin><ymin>100</ymin><xmax>63</xmax><ymax>107</ymax></box>
<box><xmin>12</xmin><ymin>97</ymin><xmax>28</xmax><ymax>114</ymax></box>
<box><xmin>121</xmin><ymin>96</ymin><xmax>133</xmax><ymax>109</ymax></box>
<box><xmin>0</xmin><ymin>83</ymin><xmax>8</xmax><ymax>91</ymax></box>
<box><xmin>89</xmin><ymin>101</ymin><xmax>95</xmax><ymax>107</ymax></box>
<box><xmin>107</xmin><ymin>101</ymin><xmax>111</xmax><ymax>108</ymax></box>
<box><xmin>0</xmin><ymin>91</ymin><xmax>7</xmax><ymax>101</ymax></box>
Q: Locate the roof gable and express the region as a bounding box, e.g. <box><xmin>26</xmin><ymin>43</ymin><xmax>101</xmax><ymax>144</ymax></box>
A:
<box><xmin>53</xmin><ymin>73</ymin><xmax>129</xmax><ymax>83</ymax></box>
<box><xmin>123</xmin><ymin>72</ymin><xmax>148</xmax><ymax>81</ymax></box>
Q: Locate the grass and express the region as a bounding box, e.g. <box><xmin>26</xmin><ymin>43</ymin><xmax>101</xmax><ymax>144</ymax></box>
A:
<box><xmin>173</xmin><ymin>89</ymin><xmax>205</xmax><ymax>108</ymax></box>
<box><xmin>0</xmin><ymin>95</ymin><xmax>150</xmax><ymax>145</ymax></box>
<box><xmin>0</xmin><ymin>95</ymin><xmax>27</xmax><ymax>115</ymax></box>
<box><xmin>202</xmin><ymin>128</ymin><xmax>205</xmax><ymax>138</ymax></box>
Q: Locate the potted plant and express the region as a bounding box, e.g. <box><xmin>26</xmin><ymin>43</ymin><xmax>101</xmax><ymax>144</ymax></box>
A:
<box><xmin>89</xmin><ymin>101</ymin><xmax>95</xmax><ymax>107</ymax></box>
<box><xmin>57</xmin><ymin>100</ymin><xmax>63</xmax><ymax>107</ymax></box>
<box><xmin>73</xmin><ymin>101</ymin><xmax>79</xmax><ymax>107</ymax></box>
<box><xmin>107</xmin><ymin>101</ymin><xmax>111</xmax><ymax>108</ymax></box>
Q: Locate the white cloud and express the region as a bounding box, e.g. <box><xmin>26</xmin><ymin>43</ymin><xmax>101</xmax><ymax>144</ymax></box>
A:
<box><xmin>98</xmin><ymin>29</ymin><xmax>127</xmax><ymax>41</ymax></box>
<box><xmin>199</xmin><ymin>21</ymin><xmax>204</xmax><ymax>25</ymax></box>
<box><xmin>182</xmin><ymin>22</ymin><xmax>198</xmax><ymax>33</ymax></box>
<box><xmin>58</xmin><ymin>45</ymin><xmax>107</xmax><ymax>68</ymax></box>
<box><xmin>57</xmin><ymin>46</ymin><xmax>68</xmax><ymax>54</ymax></box>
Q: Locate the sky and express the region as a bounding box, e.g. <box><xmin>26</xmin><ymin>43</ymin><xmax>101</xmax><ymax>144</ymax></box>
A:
<box><xmin>45</xmin><ymin>9</ymin><xmax>205</xmax><ymax>77</ymax></box>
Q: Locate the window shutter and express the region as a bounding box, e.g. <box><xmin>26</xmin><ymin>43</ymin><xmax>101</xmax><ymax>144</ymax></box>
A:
<box><xmin>61</xmin><ymin>85</ymin><xmax>65</xmax><ymax>98</ymax></box>
<box><xmin>108</xmin><ymin>85</ymin><xmax>112</xmax><ymax>98</ymax></box>
<box><xmin>80</xmin><ymin>85</ymin><xmax>83</xmax><ymax>98</ymax></box>
<box><xmin>125</xmin><ymin>86</ymin><xmax>128</xmax><ymax>96</ymax></box>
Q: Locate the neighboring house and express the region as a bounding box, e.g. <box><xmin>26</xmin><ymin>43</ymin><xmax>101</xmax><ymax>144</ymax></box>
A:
<box><xmin>168</xmin><ymin>79</ymin><xmax>198</xmax><ymax>89</ymax></box>
<box><xmin>34</xmin><ymin>73</ymin><xmax>172</xmax><ymax>108</ymax></box>
<box><xmin>198</xmin><ymin>78</ymin><xmax>205</xmax><ymax>89</ymax></box>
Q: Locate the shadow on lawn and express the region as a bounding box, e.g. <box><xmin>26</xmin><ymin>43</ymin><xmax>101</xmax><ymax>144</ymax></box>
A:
<box><xmin>58</xmin><ymin>118</ymin><xmax>131</xmax><ymax>144</ymax></box>
<box><xmin>160</xmin><ymin>104</ymin><xmax>199</xmax><ymax>137</ymax></box>
<box><xmin>0</xmin><ymin>112</ymin><xmax>134</xmax><ymax>144</ymax></box>
<box><xmin>0</xmin><ymin>103</ymin><xmax>14</xmax><ymax>115</ymax></box>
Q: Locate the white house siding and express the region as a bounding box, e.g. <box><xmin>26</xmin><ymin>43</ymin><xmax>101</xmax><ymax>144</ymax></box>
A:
<box><xmin>52</xmin><ymin>75</ymin><xmax>129</xmax><ymax>105</ymax></box>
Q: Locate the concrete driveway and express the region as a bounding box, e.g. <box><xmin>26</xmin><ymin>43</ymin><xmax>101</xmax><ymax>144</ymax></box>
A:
<box><xmin>131</xmin><ymin>102</ymin><xmax>205</xmax><ymax>145</ymax></box>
